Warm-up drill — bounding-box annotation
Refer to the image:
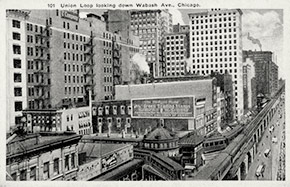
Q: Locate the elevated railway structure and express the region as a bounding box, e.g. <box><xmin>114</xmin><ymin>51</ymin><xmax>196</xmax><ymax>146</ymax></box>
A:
<box><xmin>193</xmin><ymin>84</ymin><xmax>285</xmax><ymax>180</ymax></box>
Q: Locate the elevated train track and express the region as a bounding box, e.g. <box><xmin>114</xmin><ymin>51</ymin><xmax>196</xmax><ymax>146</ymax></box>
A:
<box><xmin>193</xmin><ymin>84</ymin><xmax>285</xmax><ymax>180</ymax></box>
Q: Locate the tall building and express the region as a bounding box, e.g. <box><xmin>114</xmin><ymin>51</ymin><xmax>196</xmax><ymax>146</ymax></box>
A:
<box><xmin>243</xmin><ymin>50</ymin><xmax>279</xmax><ymax>97</ymax></box>
<box><xmin>6</xmin><ymin>10</ymin><xmax>30</xmax><ymax>132</ymax></box>
<box><xmin>6</xmin><ymin>10</ymin><xmax>139</xmax><ymax>132</ymax></box>
<box><xmin>164</xmin><ymin>24</ymin><xmax>189</xmax><ymax>76</ymax></box>
<box><xmin>242</xmin><ymin>58</ymin><xmax>256</xmax><ymax>112</ymax></box>
<box><xmin>130</xmin><ymin>10</ymin><xmax>173</xmax><ymax>77</ymax></box>
<box><xmin>210</xmin><ymin>72</ymin><xmax>234</xmax><ymax>124</ymax></box>
<box><xmin>188</xmin><ymin>9</ymin><xmax>244</xmax><ymax>120</ymax></box>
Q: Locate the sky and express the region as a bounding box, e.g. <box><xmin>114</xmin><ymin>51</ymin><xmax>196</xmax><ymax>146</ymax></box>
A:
<box><xmin>175</xmin><ymin>9</ymin><xmax>284</xmax><ymax>78</ymax></box>
<box><xmin>80</xmin><ymin>9</ymin><xmax>284</xmax><ymax>78</ymax></box>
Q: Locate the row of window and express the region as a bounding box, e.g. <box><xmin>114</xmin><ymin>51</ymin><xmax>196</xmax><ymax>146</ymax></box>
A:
<box><xmin>104</xmin><ymin>66</ymin><xmax>112</xmax><ymax>74</ymax></box>
<box><xmin>193</xmin><ymin>51</ymin><xmax>237</xmax><ymax>57</ymax></box>
<box><xmin>192</xmin><ymin>11</ymin><xmax>237</xmax><ymax>19</ymax></box>
<box><xmin>192</xmin><ymin>57</ymin><xmax>238</xmax><ymax>64</ymax></box>
<box><xmin>64</xmin><ymin>52</ymin><xmax>86</xmax><ymax>62</ymax></box>
<box><xmin>64</xmin><ymin>63</ymin><xmax>86</xmax><ymax>73</ymax></box>
<box><xmin>192</xmin><ymin>28</ymin><xmax>238</xmax><ymax>36</ymax></box>
<box><xmin>192</xmin><ymin>45</ymin><xmax>238</xmax><ymax>52</ymax></box>
<box><xmin>192</xmin><ymin>40</ymin><xmax>238</xmax><ymax>47</ymax></box>
<box><xmin>192</xmin><ymin>34</ymin><xmax>237</xmax><ymax>41</ymax></box>
<box><xmin>131</xmin><ymin>12</ymin><xmax>158</xmax><ymax>18</ymax></box>
<box><xmin>166</xmin><ymin>40</ymin><xmax>184</xmax><ymax>46</ymax></box>
<box><xmin>64</xmin><ymin>75</ymin><xmax>87</xmax><ymax>84</ymax></box>
<box><xmin>191</xmin><ymin>15</ymin><xmax>237</xmax><ymax>24</ymax></box>
<box><xmin>166</xmin><ymin>46</ymin><xmax>184</xmax><ymax>51</ymax></box>
<box><xmin>64</xmin><ymin>86</ymin><xmax>84</xmax><ymax>95</ymax></box>
<box><xmin>166</xmin><ymin>56</ymin><xmax>185</xmax><ymax>61</ymax></box>
<box><xmin>27</xmin><ymin>20</ymin><xmax>52</xmax><ymax>33</ymax></box>
<box><xmin>193</xmin><ymin>63</ymin><xmax>238</xmax><ymax>69</ymax></box>
<box><xmin>166</xmin><ymin>62</ymin><xmax>185</xmax><ymax>66</ymax></box>
<box><xmin>79</xmin><ymin>128</ymin><xmax>91</xmax><ymax>135</ymax></box>
<box><xmin>192</xmin><ymin>22</ymin><xmax>237</xmax><ymax>30</ymax></box>
<box><xmin>27</xmin><ymin>74</ymin><xmax>50</xmax><ymax>84</ymax></box>
<box><xmin>104</xmin><ymin>85</ymin><xmax>113</xmax><ymax>93</ymax></box>
<box><xmin>64</xmin><ymin>42</ymin><xmax>86</xmax><ymax>51</ymax></box>
<box><xmin>97</xmin><ymin>117</ymin><xmax>131</xmax><ymax>125</ymax></box>
<box><xmin>166</xmin><ymin>67</ymin><xmax>184</xmax><ymax>71</ymax></box>
<box><xmin>63</xmin><ymin>21</ymin><xmax>78</xmax><ymax>30</ymax></box>
<box><xmin>97</xmin><ymin>105</ymin><xmax>131</xmax><ymax>116</ymax></box>
<box><xmin>192</xmin><ymin>69</ymin><xmax>238</xmax><ymax>79</ymax></box>
<box><xmin>63</xmin><ymin>32</ymin><xmax>86</xmax><ymax>42</ymax></box>
<box><xmin>28</xmin><ymin>87</ymin><xmax>47</xmax><ymax>97</ymax></box>
<box><xmin>11</xmin><ymin>153</ymin><xmax>75</xmax><ymax>181</ymax></box>
<box><xmin>166</xmin><ymin>72</ymin><xmax>185</xmax><ymax>76</ymax></box>
<box><xmin>166</xmin><ymin>51</ymin><xmax>185</xmax><ymax>56</ymax></box>
<box><xmin>166</xmin><ymin>35</ymin><xmax>184</xmax><ymax>40</ymax></box>
<box><xmin>144</xmin><ymin>141</ymin><xmax>178</xmax><ymax>149</ymax></box>
<box><xmin>27</xmin><ymin>60</ymin><xmax>49</xmax><ymax>71</ymax></box>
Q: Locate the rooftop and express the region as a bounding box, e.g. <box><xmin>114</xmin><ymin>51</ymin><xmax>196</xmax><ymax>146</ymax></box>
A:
<box><xmin>7</xmin><ymin>132</ymin><xmax>81</xmax><ymax>158</ymax></box>
<box><xmin>78</xmin><ymin>142</ymin><xmax>131</xmax><ymax>159</ymax></box>
<box><xmin>179</xmin><ymin>132</ymin><xmax>204</xmax><ymax>146</ymax></box>
<box><xmin>144</xmin><ymin>125</ymin><xmax>177</xmax><ymax>141</ymax></box>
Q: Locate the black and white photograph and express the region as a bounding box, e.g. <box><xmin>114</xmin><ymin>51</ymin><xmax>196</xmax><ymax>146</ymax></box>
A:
<box><xmin>1</xmin><ymin>0</ymin><xmax>288</xmax><ymax>185</ymax></box>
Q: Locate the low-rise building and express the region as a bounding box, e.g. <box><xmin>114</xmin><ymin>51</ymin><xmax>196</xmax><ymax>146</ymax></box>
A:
<box><xmin>22</xmin><ymin>104</ymin><xmax>92</xmax><ymax>135</ymax></box>
<box><xmin>142</xmin><ymin>124</ymin><xmax>179</xmax><ymax>157</ymax></box>
<box><xmin>6</xmin><ymin>132</ymin><xmax>81</xmax><ymax>181</ymax></box>
<box><xmin>115</xmin><ymin>78</ymin><xmax>217</xmax><ymax>136</ymax></box>
<box><xmin>77</xmin><ymin>141</ymin><xmax>135</xmax><ymax>180</ymax></box>
<box><xmin>179</xmin><ymin>131</ymin><xmax>204</xmax><ymax>168</ymax></box>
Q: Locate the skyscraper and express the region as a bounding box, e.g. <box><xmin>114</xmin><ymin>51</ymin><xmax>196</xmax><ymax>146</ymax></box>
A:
<box><xmin>6</xmin><ymin>9</ymin><xmax>139</xmax><ymax>132</ymax></box>
<box><xmin>188</xmin><ymin>9</ymin><xmax>244</xmax><ymax>120</ymax></box>
<box><xmin>130</xmin><ymin>10</ymin><xmax>173</xmax><ymax>77</ymax></box>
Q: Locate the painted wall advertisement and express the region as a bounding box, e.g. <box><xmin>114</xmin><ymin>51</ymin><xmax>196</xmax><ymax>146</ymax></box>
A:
<box><xmin>131</xmin><ymin>96</ymin><xmax>195</xmax><ymax>118</ymax></box>
<box><xmin>101</xmin><ymin>145</ymin><xmax>133</xmax><ymax>172</ymax></box>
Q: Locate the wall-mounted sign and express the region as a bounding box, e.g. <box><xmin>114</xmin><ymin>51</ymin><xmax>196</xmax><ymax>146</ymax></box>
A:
<box><xmin>101</xmin><ymin>153</ymin><xmax>117</xmax><ymax>171</ymax></box>
<box><xmin>61</xmin><ymin>10</ymin><xmax>79</xmax><ymax>22</ymax></box>
<box><xmin>131</xmin><ymin>96</ymin><xmax>195</xmax><ymax>119</ymax></box>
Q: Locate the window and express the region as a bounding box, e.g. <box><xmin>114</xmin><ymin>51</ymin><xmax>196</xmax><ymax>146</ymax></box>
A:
<box><xmin>12</xmin><ymin>20</ymin><xmax>20</xmax><ymax>28</ymax></box>
<box><xmin>13</xmin><ymin>45</ymin><xmax>21</xmax><ymax>54</ymax></box>
<box><xmin>14</xmin><ymin>87</ymin><xmax>22</xmax><ymax>96</ymax></box>
<box><xmin>20</xmin><ymin>169</ymin><xmax>27</xmax><ymax>181</ymax></box>
<box><xmin>30</xmin><ymin>166</ymin><xmax>36</xmax><ymax>180</ymax></box>
<box><xmin>65</xmin><ymin>155</ymin><xmax>69</xmax><ymax>171</ymax></box>
<box><xmin>12</xmin><ymin>32</ymin><xmax>21</xmax><ymax>40</ymax></box>
<box><xmin>15</xmin><ymin>116</ymin><xmax>22</xmax><ymax>125</ymax></box>
<box><xmin>53</xmin><ymin>158</ymin><xmax>59</xmax><ymax>175</ymax></box>
<box><xmin>43</xmin><ymin>162</ymin><xmax>49</xmax><ymax>179</ymax></box>
<box><xmin>71</xmin><ymin>153</ymin><xmax>75</xmax><ymax>168</ymax></box>
<box><xmin>11</xmin><ymin>173</ymin><xmax>17</xmax><ymax>181</ymax></box>
<box><xmin>13</xmin><ymin>59</ymin><xmax>21</xmax><ymax>68</ymax></box>
<box><xmin>15</xmin><ymin>101</ymin><xmax>22</xmax><ymax>111</ymax></box>
<box><xmin>14</xmin><ymin>73</ymin><xmax>21</xmax><ymax>82</ymax></box>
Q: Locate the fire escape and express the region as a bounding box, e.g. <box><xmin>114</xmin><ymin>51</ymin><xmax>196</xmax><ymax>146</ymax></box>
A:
<box><xmin>83</xmin><ymin>32</ymin><xmax>96</xmax><ymax>101</ymax></box>
<box><xmin>112</xmin><ymin>37</ymin><xmax>122</xmax><ymax>97</ymax></box>
<box><xmin>33</xmin><ymin>23</ymin><xmax>51</xmax><ymax>109</ymax></box>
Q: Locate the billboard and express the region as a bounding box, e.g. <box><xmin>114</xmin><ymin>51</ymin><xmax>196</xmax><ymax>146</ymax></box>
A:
<box><xmin>131</xmin><ymin>96</ymin><xmax>195</xmax><ymax>119</ymax></box>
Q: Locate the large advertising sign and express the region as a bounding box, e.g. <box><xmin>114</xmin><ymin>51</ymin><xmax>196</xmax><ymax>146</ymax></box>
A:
<box><xmin>131</xmin><ymin>96</ymin><xmax>195</xmax><ymax>119</ymax></box>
